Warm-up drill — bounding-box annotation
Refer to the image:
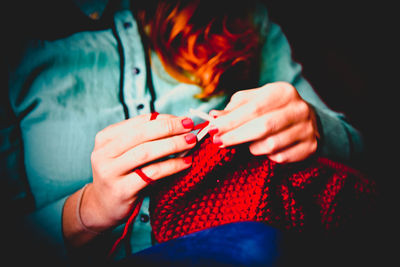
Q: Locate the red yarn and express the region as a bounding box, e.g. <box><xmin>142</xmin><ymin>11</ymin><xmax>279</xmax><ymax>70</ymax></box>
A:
<box><xmin>109</xmin><ymin>114</ymin><xmax>376</xmax><ymax>254</ymax></box>
<box><xmin>108</xmin><ymin>198</ymin><xmax>143</xmax><ymax>258</ymax></box>
<box><xmin>135</xmin><ymin>168</ymin><xmax>156</xmax><ymax>185</ymax></box>
<box><xmin>150</xmin><ymin>112</ymin><xmax>160</xmax><ymax>120</ymax></box>
<box><xmin>108</xmin><ymin>111</ymin><xmax>159</xmax><ymax>257</ymax></box>
<box><xmin>149</xmin><ymin>135</ymin><xmax>376</xmax><ymax>243</ymax></box>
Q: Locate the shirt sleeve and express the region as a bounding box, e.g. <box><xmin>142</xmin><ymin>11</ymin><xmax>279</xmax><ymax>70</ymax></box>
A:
<box><xmin>1</xmin><ymin>95</ymin><xmax>70</xmax><ymax>264</ymax></box>
<box><xmin>256</xmin><ymin>6</ymin><xmax>363</xmax><ymax>163</ymax></box>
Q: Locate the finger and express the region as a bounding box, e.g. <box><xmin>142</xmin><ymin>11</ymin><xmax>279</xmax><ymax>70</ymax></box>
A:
<box><xmin>224</xmin><ymin>82</ymin><xmax>296</xmax><ymax>112</ymax></box>
<box><xmin>266</xmin><ymin>139</ymin><xmax>318</xmax><ymax>164</ymax></box>
<box><xmin>248</xmin><ymin>121</ymin><xmax>313</xmax><ymax>155</ymax></box>
<box><xmin>210</xmin><ymin>88</ymin><xmax>293</xmax><ymax>137</ymax></box>
<box><xmin>223</xmin><ymin>89</ymin><xmax>257</xmax><ymax>111</ymax></box>
<box><xmin>109</xmin><ymin>132</ymin><xmax>197</xmax><ymax>174</ymax></box>
<box><xmin>215</xmin><ymin>103</ymin><xmax>309</xmax><ymax>147</ymax></box>
<box><xmin>210</xmin><ymin>102</ymin><xmax>264</xmax><ymax>138</ymax></box>
<box><xmin>120</xmin><ymin>156</ymin><xmax>193</xmax><ymax>193</ymax></box>
<box><xmin>208</xmin><ymin>109</ymin><xmax>227</xmax><ymax>119</ymax></box>
<box><xmin>94</xmin><ymin>114</ymin><xmax>151</xmax><ymax>149</ymax></box>
<box><xmin>94</xmin><ymin>113</ymin><xmax>179</xmax><ymax>149</ymax></box>
<box><xmin>105</xmin><ymin>116</ymin><xmax>195</xmax><ymax>158</ymax></box>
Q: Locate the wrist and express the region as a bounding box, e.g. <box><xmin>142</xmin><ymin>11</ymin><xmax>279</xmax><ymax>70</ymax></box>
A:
<box><xmin>76</xmin><ymin>184</ymin><xmax>101</xmax><ymax>234</ymax></box>
<box><xmin>62</xmin><ymin>185</ymin><xmax>99</xmax><ymax>247</ymax></box>
<box><xmin>79</xmin><ymin>183</ymin><xmax>115</xmax><ymax>233</ymax></box>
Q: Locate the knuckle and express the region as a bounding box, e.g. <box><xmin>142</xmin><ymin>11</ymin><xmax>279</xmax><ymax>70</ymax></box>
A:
<box><xmin>253</xmin><ymin>101</ymin><xmax>264</xmax><ymax>115</ymax></box>
<box><xmin>306</xmin><ymin>122</ymin><xmax>315</xmax><ymax>137</ymax></box>
<box><xmin>265</xmin><ymin>137</ymin><xmax>277</xmax><ymax>153</ymax></box>
<box><xmin>264</xmin><ymin>117</ymin><xmax>277</xmax><ymax>133</ymax></box>
<box><xmin>131</xmin><ymin>129</ymin><xmax>144</xmax><ymax>143</ymax></box>
<box><xmin>281</xmin><ymin>81</ymin><xmax>295</xmax><ymax>93</ymax></box>
<box><xmin>279</xmin><ymin>82</ymin><xmax>297</xmax><ymax>100</ymax></box>
<box><xmin>94</xmin><ymin>131</ymin><xmax>106</xmax><ymax>146</ymax></box>
<box><xmin>297</xmin><ymin>101</ymin><xmax>310</xmax><ymax>119</ymax></box>
<box><xmin>171</xmin><ymin>138</ymin><xmax>181</xmax><ymax>152</ymax></box>
<box><xmin>173</xmin><ymin>158</ymin><xmax>185</xmax><ymax>171</ymax></box>
<box><xmin>90</xmin><ymin>151</ymin><xmax>97</xmax><ymax>165</ymax></box>
<box><xmin>133</xmin><ymin>146</ymin><xmax>151</xmax><ymax>164</ymax></box>
<box><xmin>247</xmin><ymin>99</ymin><xmax>263</xmax><ymax>116</ymax></box>
<box><xmin>169</xmin><ymin>158</ymin><xmax>187</xmax><ymax>175</ymax></box>
<box><xmin>118</xmin><ymin>187</ymin><xmax>131</xmax><ymax>202</ymax></box>
<box><xmin>95</xmin><ymin>163</ymin><xmax>111</xmax><ymax>180</ymax></box>
<box><xmin>162</xmin><ymin>119</ymin><xmax>176</xmax><ymax>135</ymax></box>
<box><xmin>90</xmin><ymin>151</ymin><xmax>103</xmax><ymax>170</ymax></box>
<box><xmin>310</xmin><ymin>139</ymin><xmax>318</xmax><ymax>154</ymax></box>
<box><xmin>231</xmin><ymin>90</ymin><xmax>244</xmax><ymax>102</ymax></box>
<box><xmin>147</xmin><ymin>164</ymin><xmax>161</xmax><ymax>179</ymax></box>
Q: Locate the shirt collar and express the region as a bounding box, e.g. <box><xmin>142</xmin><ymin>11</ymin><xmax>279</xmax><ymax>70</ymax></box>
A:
<box><xmin>72</xmin><ymin>0</ymin><xmax>109</xmax><ymax>20</ymax></box>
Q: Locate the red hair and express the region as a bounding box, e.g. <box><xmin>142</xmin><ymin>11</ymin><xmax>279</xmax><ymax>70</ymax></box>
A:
<box><xmin>136</xmin><ymin>0</ymin><xmax>260</xmax><ymax>99</ymax></box>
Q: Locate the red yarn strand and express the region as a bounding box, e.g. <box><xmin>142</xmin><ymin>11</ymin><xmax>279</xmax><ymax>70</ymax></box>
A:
<box><xmin>108</xmin><ymin>198</ymin><xmax>144</xmax><ymax>258</ymax></box>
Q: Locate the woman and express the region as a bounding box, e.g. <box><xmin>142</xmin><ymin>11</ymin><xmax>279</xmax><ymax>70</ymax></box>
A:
<box><xmin>4</xmin><ymin>0</ymin><xmax>363</xmax><ymax>265</ymax></box>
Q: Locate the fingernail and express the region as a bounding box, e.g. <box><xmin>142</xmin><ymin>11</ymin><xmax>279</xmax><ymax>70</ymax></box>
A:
<box><xmin>208</xmin><ymin>126</ymin><xmax>219</xmax><ymax>136</ymax></box>
<box><xmin>181</xmin><ymin>118</ymin><xmax>194</xmax><ymax>129</ymax></box>
<box><xmin>182</xmin><ymin>156</ymin><xmax>192</xmax><ymax>164</ymax></box>
<box><xmin>185</xmin><ymin>133</ymin><xmax>197</xmax><ymax>144</ymax></box>
<box><xmin>209</xmin><ymin>110</ymin><xmax>219</xmax><ymax>119</ymax></box>
<box><xmin>212</xmin><ymin>135</ymin><xmax>223</xmax><ymax>146</ymax></box>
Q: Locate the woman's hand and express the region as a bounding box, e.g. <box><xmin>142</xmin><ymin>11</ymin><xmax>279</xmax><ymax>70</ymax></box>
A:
<box><xmin>208</xmin><ymin>82</ymin><xmax>320</xmax><ymax>163</ymax></box>
<box><xmin>63</xmin><ymin>113</ymin><xmax>196</xmax><ymax>245</ymax></box>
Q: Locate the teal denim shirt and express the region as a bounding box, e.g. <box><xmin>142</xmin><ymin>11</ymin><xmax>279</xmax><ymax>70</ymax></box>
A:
<box><xmin>3</xmin><ymin>0</ymin><xmax>363</xmax><ymax>263</ymax></box>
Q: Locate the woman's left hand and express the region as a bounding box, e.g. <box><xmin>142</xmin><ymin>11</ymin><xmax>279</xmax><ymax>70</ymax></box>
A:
<box><xmin>208</xmin><ymin>82</ymin><xmax>320</xmax><ymax>163</ymax></box>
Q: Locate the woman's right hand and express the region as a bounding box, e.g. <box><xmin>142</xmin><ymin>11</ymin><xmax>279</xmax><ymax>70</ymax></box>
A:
<box><xmin>63</xmin><ymin>113</ymin><xmax>196</xmax><ymax>245</ymax></box>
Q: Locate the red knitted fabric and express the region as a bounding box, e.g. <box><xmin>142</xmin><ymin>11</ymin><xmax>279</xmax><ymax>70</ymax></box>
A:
<box><xmin>149</xmin><ymin>135</ymin><xmax>376</xmax><ymax>243</ymax></box>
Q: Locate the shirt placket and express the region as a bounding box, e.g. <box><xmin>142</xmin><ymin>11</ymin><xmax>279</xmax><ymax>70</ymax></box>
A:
<box><xmin>113</xmin><ymin>10</ymin><xmax>154</xmax><ymax>255</ymax></box>
<box><xmin>113</xmin><ymin>10</ymin><xmax>151</xmax><ymax>117</ymax></box>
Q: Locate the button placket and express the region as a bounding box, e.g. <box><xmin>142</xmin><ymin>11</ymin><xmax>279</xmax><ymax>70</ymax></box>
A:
<box><xmin>132</xmin><ymin>67</ymin><xmax>140</xmax><ymax>75</ymax></box>
<box><xmin>114</xmin><ymin>11</ymin><xmax>148</xmax><ymax>117</ymax></box>
<box><xmin>130</xmin><ymin>197</ymin><xmax>153</xmax><ymax>252</ymax></box>
<box><xmin>139</xmin><ymin>213</ymin><xmax>150</xmax><ymax>223</ymax></box>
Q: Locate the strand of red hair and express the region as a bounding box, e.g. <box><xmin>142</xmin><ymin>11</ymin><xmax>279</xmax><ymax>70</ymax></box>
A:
<box><xmin>136</xmin><ymin>0</ymin><xmax>260</xmax><ymax>99</ymax></box>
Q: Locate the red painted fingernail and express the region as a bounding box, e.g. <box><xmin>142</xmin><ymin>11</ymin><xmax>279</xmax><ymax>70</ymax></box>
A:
<box><xmin>185</xmin><ymin>133</ymin><xmax>197</xmax><ymax>144</ymax></box>
<box><xmin>208</xmin><ymin>126</ymin><xmax>219</xmax><ymax>136</ymax></box>
<box><xmin>209</xmin><ymin>110</ymin><xmax>219</xmax><ymax>119</ymax></box>
<box><xmin>181</xmin><ymin>118</ymin><xmax>194</xmax><ymax>129</ymax></box>
<box><xmin>212</xmin><ymin>135</ymin><xmax>223</xmax><ymax>146</ymax></box>
<box><xmin>183</xmin><ymin>156</ymin><xmax>192</xmax><ymax>164</ymax></box>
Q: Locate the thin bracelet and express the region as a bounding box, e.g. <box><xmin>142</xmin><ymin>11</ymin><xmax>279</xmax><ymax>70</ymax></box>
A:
<box><xmin>76</xmin><ymin>183</ymin><xmax>100</xmax><ymax>235</ymax></box>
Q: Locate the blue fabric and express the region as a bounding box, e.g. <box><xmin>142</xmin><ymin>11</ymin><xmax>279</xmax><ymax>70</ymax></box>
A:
<box><xmin>117</xmin><ymin>222</ymin><xmax>281</xmax><ymax>267</ymax></box>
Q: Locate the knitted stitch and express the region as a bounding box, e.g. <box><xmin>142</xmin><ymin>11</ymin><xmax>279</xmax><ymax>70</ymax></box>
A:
<box><xmin>149</xmin><ymin>135</ymin><xmax>376</xmax><ymax>243</ymax></box>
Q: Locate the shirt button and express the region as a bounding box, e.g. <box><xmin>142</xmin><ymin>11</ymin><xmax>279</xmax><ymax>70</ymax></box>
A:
<box><xmin>137</xmin><ymin>103</ymin><xmax>145</xmax><ymax>110</ymax></box>
<box><xmin>123</xmin><ymin>22</ymin><xmax>132</xmax><ymax>29</ymax></box>
<box><xmin>133</xmin><ymin>67</ymin><xmax>140</xmax><ymax>75</ymax></box>
<box><xmin>140</xmin><ymin>214</ymin><xmax>150</xmax><ymax>223</ymax></box>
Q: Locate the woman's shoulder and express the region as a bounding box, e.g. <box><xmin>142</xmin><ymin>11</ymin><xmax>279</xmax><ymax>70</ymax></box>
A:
<box><xmin>244</xmin><ymin>1</ymin><xmax>270</xmax><ymax>40</ymax></box>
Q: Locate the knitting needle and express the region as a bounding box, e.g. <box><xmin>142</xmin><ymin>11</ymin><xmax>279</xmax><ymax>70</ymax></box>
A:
<box><xmin>189</xmin><ymin>108</ymin><xmax>214</xmax><ymax>122</ymax></box>
<box><xmin>189</xmin><ymin>108</ymin><xmax>216</xmax><ymax>142</ymax></box>
<box><xmin>178</xmin><ymin>109</ymin><xmax>214</xmax><ymax>157</ymax></box>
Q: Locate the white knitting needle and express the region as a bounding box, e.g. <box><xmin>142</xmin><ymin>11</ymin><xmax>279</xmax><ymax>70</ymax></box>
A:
<box><xmin>189</xmin><ymin>108</ymin><xmax>215</xmax><ymax>142</ymax></box>
<box><xmin>189</xmin><ymin>108</ymin><xmax>214</xmax><ymax>122</ymax></box>
<box><xmin>178</xmin><ymin>109</ymin><xmax>214</xmax><ymax>157</ymax></box>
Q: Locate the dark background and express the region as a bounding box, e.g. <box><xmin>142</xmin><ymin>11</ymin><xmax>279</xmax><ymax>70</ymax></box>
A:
<box><xmin>263</xmin><ymin>0</ymin><xmax>394</xmax><ymax>161</ymax></box>
<box><xmin>263</xmin><ymin>0</ymin><xmax>396</xmax><ymax>192</ymax></box>
<box><xmin>263</xmin><ymin>1</ymin><xmax>396</xmax><ymax>265</ymax></box>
